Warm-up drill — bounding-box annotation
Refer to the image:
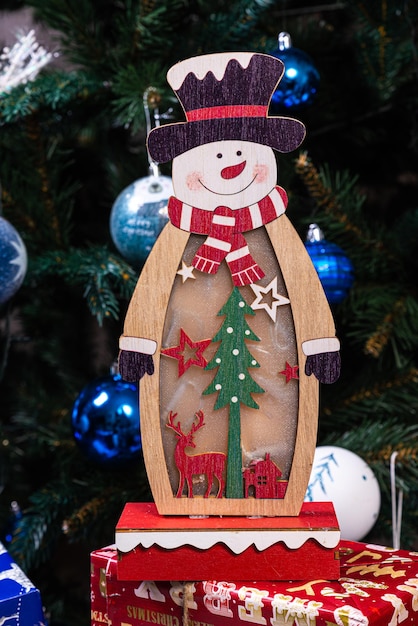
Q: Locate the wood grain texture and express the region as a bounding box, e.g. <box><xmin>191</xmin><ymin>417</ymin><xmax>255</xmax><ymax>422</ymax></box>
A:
<box><xmin>147</xmin><ymin>52</ymin><xmax>306</xmax><ymax>163</ymax></box>
<box><xmin>122</xmin><ymin>215</ymin><xmax>336</xmax><ymax>516</ymax></box>
<box><xmin>121</xmin><ymin>50</ymin><xmax>336</xmax><ymax>516</ymax></box>
<box><xmin>121</xmin><ymin>222</ymin><xmax>188</xmax><ymax>509</ymax></box>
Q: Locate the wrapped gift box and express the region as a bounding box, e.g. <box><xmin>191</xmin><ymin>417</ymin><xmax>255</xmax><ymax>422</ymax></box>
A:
<box><xmin>115</xmin><ymin>502</ymin><xmax>341</xmax><ymax>581</ymax></box>
<box><xmin>0</xmin><ymin>542</ymin><xmax>45</xmax><ymax>626</ymax></box>
<box><xmin>91</xmin><ymin>539</ymin><xmax>418</xmax><ymax>626</ymax></box>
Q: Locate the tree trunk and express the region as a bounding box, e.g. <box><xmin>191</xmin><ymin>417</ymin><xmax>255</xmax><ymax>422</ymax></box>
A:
<box><xmin>226</xmin><ymin>401</ymin><xmax>243</xmax><ymax>498</ymax></box>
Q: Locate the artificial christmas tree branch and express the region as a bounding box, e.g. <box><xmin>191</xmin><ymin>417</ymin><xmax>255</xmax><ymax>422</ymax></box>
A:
<box><xmin>29</xmin><ymin>246</ymin><xmax>137</xmax><ymax>324</ymax></box>
<box><xmin>364</xmin><ymin>297</ymin><xmax>407</xmax><ymax>358</ymax></box>
<box><xmin>25</xmin><ymin>113</ymin><xmax>63</xmax><ymax>247</ymax></box>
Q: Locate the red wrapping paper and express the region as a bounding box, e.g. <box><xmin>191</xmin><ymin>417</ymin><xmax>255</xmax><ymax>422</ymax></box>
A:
<box><xmin>91</xmin><ymin>541</ymin><xmax>418</xmax><ymax>626</ymax></box>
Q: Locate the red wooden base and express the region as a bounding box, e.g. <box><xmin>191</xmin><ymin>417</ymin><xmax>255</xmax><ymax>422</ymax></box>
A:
<box><xmin>115</xmin><ymin>501</ymin><xmax>340</xmax><ymax>581</ymax></box>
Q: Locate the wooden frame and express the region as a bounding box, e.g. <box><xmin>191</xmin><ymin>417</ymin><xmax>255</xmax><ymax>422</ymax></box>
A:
<box><xmin>120</xmin><ymin>51</ymin><xmax>339</xmax><ymax>517</ymax></box>
<box><xmin>123</xmin><ymin>215</ymin><xmax>336</xmax><ymax>516</ymax></box>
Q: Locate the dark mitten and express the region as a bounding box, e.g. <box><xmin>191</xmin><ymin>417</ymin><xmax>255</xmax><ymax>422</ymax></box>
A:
<box><xmin>305</xmin><ymin>351</ymin><xmax>341</xmax><ymax>384</ymax></box>
<box><xmin>118</xmin><ymin>350</ymin><xmax>154</xmax><ymax>382</ymax></box>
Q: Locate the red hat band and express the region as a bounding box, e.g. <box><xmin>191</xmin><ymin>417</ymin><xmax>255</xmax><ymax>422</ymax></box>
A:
<box><xmin>186</xmin><ymin>105</ymin><xmax>268</xmax><ymax>122</ymax></box>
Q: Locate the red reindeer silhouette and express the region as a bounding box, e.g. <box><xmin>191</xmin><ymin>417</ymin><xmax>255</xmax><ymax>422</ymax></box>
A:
<box><xmin>166</xmin><ymin>410</ymin><xmax>226</xmax><ymax>498</ymax></box>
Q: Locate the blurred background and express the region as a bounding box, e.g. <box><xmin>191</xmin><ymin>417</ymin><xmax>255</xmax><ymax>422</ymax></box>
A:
<box><xmin>1</xmin><ymin>1</ymin><xmax>418</xmax><ymax>624</ymax></box>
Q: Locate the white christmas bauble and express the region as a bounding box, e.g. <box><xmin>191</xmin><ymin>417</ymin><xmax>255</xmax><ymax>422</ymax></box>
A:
<box><xmin>110</xmin><ymin>174</ymin><xmax>172</xmax><ymax>268</ymax></box>
<box><xmin>305</xmin><ymin>445</ymin><xmax>381</xmax><ymax>541</ymax></box>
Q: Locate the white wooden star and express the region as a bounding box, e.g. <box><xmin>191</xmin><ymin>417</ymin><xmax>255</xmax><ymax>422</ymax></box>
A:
<box><xmin>250</xmin><ymin>276</ymin><xmax>290</xmax><ymax>321</ymax></box>
<box><xmin>177</xmin><ymin>261</ymin><xmax>196</xmax><ymax>283</ymax></box>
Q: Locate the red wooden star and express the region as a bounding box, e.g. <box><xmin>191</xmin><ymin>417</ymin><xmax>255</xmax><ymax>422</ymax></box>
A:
<box><xmin>161</xmin><ymin>329</ymin><xmax>211</xmax><ymax>377</ymax></box>
<box><xmin>279</xmin><ymin>361</ymin><xmax>299</xmax><ymax>383</ymax></box>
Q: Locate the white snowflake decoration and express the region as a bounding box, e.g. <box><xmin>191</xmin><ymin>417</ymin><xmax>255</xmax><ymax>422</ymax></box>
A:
<box><xmin>0</xmin><ymin>29</ymin><xmax>52</xmax><ymax>93</ymax></box>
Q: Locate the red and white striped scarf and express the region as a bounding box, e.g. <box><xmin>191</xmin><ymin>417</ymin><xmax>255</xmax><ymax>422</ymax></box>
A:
<box><xmin>168</xmin><ymin>186</ymin><xmax>288</xmax><ymax>286</ymax></box>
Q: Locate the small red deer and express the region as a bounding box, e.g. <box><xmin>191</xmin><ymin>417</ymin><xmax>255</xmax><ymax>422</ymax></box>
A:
<box><xmin>166</xmin><ymin>410</ymin><xmax>226</xmax><ymax>498</ymax></box>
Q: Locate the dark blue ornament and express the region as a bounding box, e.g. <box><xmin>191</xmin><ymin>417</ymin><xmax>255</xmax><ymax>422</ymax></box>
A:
<box><xmin>270</xmin><ymin>32</ymin><xmax>320</xmax><ymax>112</ymax></box>
<box><xmin>71</xmin><ymin>373</ymin><xmax>141</xmax><ymax>467</ymax></box>
<box><xmin>305</xmin><ymin>224</ymin><xmax>354</xmax><ymax>304</ymax></box>
<box><xmin>0</xmin><ymin>217</ymin><xmax>28</xmax><ymax>306</ymax></box>
<box><xmin>110</xmin><ymin>171</ymin><xmax>172</xmax><ymax>269</ymax></box>
<box><xmin>2</xmin><ymin>501</ymin><xmax>23</xmax><ymax>546</ymax></box>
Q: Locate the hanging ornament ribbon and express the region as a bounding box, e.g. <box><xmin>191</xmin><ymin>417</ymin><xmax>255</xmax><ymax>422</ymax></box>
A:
<box><xmin>143</xmin><ymin>87</ymin><xmax>173</xmax><ymax>177</ymax></box>
<box><xmin>109</xmin><ymin>88</ymin><xmax>174</xmax><ymax>267</ymax></box>
<box><xmin>390</xmin><ymin>451</ymin><xmax>403</xmax><ymax>549</ymax></box>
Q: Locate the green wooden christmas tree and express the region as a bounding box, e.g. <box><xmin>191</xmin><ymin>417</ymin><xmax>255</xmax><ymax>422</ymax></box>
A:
<box><xmin>203</xmin><ymin>287</ymin><xmax>265</xmax><ymax>498</ymax></box>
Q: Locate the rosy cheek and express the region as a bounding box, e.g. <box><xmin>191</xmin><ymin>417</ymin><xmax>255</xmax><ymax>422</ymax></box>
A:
<box><xmin>186</xmin><ymin>171</ymin><xmax>203</xmax><ymax>191</ymax></box>
<box><xmin>253</xmin><ymin>164</ymin><xmax>269</xmax><ymax>183</ymax></box>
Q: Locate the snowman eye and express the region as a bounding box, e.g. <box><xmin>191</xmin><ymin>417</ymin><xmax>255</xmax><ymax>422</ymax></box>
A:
<box><xmin>217</xmin><ymin>153</ymin><xmax>222</xmax><ymax>159</ymax></box>
<box><xmin>236</xmin><ymin>151</ymin><xmax>242</xmax><ymax>156</ymax></box>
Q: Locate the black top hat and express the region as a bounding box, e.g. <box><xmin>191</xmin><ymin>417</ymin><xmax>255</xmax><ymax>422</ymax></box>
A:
<box><xmin>147</xmin><ymin>52</ymin><xmax>306</xmax><ymax>164</ymax></box>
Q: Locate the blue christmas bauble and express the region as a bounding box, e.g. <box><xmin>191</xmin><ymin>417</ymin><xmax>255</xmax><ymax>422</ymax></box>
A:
<box><xmin>71</xmin><ymin>373</ymin><xmax>141</xmax><ymax>467</ymax></box>
<box><xmin>0</xmin><ymin>217</ymin><xmax>28</xmax><ymax>306</ymax></box>
<box><xmin>305</xmin><ymin>224</ymin><xmax>354</xmax><ymax>304</ymax></box>
<box><xmin>2</xmin><ymin>501</ymin><xmax>23</xmax><ymax>546</ymax></box>
<box><xmin>110</xmin><ymin>174</ymin><xmax>172</xmax><ymax>268</ymax></box>
<box><xmin>270</xmin><ymin>33</ymin><xmax>320</xmax><ymax>112</ymax></box>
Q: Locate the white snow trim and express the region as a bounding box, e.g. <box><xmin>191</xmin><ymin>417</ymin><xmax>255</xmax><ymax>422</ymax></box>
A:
<box><xmin>119</xmin><ymin>336</ymin><xmax>157</xmax><ymax>355</ymax></box>
<box><xmin>116</xmin><ymin>528</ymin><xmax>340</xmax><ymax>554</ymax></box>
<box><xmin>168</xmin><ymin>53</ymin><xmax>254</xmax><ymax>91</ymax></box>
<box><xmin>302</xmin><ymin>337</ymin><xmax>340</xmax><ymax>356</ymax></box>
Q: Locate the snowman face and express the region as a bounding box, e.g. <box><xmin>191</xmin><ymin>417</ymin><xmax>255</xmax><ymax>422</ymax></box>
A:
<box><xmin>172</xmin><ymin>140</ymin><xmax>277</xmax><ymax>211</ymax></box>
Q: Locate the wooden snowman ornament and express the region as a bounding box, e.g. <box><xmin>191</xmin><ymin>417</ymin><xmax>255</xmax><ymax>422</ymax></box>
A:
<box><xmin>119</xmin><ymin>52</ymin><xmax>341</xmax><ymax>518</ymax></box>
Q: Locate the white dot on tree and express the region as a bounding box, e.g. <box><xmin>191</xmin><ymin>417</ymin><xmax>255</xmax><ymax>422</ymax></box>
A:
<box><xmin>239</xmin><ymin>301</ymin><xmax>245</xmax><ymax>308</ymax></box>
<box><xmin>231</xmin><ymin>396</ymin><xmax>238</xmax><ymax>403</ymax></box>
<box><xmin>227</xmin><ymin>326</ymin><xmax>234</xmax><ymax>334</ymax></box>
<box><xmin>216</xmin><ymin>358</ymin><xmax>221</xmax><ymax>363</ymax></box>
<box><xmin>251</xmin><ymin>359</ymin><xmax>257</xmax><ymax>365</ymax></box>
<box><xmin>239</xmin><ymin>373</ymin><xmax>245</xmax><ymax>380</ymax></box>
<box><xmin>232</xmin><ymin>349</ymin><xmax>239</xmax><ymax>356</ymax></box>
<box><xmin>215</xmin><ymin>384</ymin><xmax>222</xmax><ymax>390</ymax></box>
<box><xmin>245</xmin><ymin>329</ymin><xmax>250</xmax><ymax>335</ymax></box>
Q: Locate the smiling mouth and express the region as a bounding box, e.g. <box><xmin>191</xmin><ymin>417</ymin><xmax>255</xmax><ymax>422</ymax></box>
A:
<box><xmin>198</xmin><ymin>174</ymin><xmax>257</xmax><ymax>196</ymax></box>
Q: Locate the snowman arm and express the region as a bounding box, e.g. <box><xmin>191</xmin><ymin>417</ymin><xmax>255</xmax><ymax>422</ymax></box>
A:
<box><xmin>266</xmin><ymin>214</ymin><xmax>340</xmax><ymax>385</ymax></box>
<box><xmin>118</xmin><ymin>336</ymin><xmax>156</xmax><ymax>382</ymax></box>
<box><xmin>118</xmin><ymin>223</ymin><xmax>189</xmax><ymax>383</ymax></box>
<box><xmin>302</xmin><ymin>338</ymin><xmax>341</xmax><ymax>384</ymax></box>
